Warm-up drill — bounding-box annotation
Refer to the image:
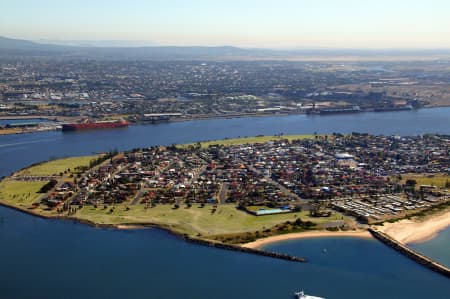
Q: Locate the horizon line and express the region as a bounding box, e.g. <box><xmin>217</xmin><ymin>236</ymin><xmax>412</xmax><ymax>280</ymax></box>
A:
<box><xmin>2</xmin><ymin>35</ymin><xmax>450</xmax><ymax>51</ymax></box>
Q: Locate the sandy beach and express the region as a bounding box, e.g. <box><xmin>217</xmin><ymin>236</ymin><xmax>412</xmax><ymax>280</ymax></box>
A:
<box><xmin>115</xmin><ymin>224</ymin><xmax>149</xmax><ymax>230</ymax></box>
<box><xmin>242</xmin><ymin>230</ymin><xmax>372</xmax><ymax>249</ymax></box>
<box><xmin>376</xmin><ymin>210</ymin><xmax>450</xmax><ymax>244</ymax></box>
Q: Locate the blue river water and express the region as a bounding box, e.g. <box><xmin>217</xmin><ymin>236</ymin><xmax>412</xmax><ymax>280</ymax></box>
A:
<box><xmin>1</xmin><ymin>107</ymin><xmax>450</xmax><ymax>178</ymax></box>
<box><xmin>1</xmin><ymin>108</ymin><xmax>450</xmax><ymax>298</ymax></box>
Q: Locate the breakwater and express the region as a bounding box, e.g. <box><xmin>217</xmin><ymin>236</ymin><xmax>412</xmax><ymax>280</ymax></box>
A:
<box><xmin>184</xmin><ymin>235</ymin><xmax>306</xmax><ymax>262</ymax></box>
<box><xmin>369</xmin><ymin>228</ymin><xmax>450</xmax><ymax>278</ymax></box>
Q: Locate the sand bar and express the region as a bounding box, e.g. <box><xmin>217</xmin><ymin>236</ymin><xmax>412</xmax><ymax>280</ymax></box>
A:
<box><xmin>376</xmin><ymin>210</ymin><xmax>450</xmax><ymax>244</ymax></box>
<box><xmin>242</xmin><ymin>230</ymin><xmax>372</xmax><ymax>249</ymax></box>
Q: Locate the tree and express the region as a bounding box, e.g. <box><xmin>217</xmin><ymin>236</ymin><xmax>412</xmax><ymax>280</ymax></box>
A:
<box><xmin>405</xmin><ymin>179</ymin><xmax>417</xmax><ymax>186</ymax></box>
<box><xmin>38</xmin><ymin>180</ymin><xmax>58</xmax><ymax>193</ymax></box>
<box><xmin>405</xmin><ymin>179</ymin><xmax>417</xmax><ymax>190</ymax></box>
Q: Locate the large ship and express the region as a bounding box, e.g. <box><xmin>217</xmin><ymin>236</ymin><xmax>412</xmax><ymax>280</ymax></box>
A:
<box><xmin>61</xmin><ymin>119</ymin><xmax>129</xmax><ymax>131</ymax></box>
<box><xmin>374</xmin><ymin>104</ymin><xmax>413</xmax><ymax>112</ymax></box>
<box><xmin>306</xmin><ymin>105</ymin><xmax>361</xmax><ymax>115</ymax></box>
<box><xmin>294</xmin><ymin>290</ymin><xmax>325</xmax><ymax>299</ymax></box>
<box><xmin>318</xmin><ymin>105</ymin><xmax>360</xmax><ymax>115</ymax></box>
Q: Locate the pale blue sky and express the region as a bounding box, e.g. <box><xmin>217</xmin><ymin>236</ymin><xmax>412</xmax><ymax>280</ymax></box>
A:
<box><xmin>1</xmin><ymin>0</ymin><xmax>449</xmax><ymax>48</ymax></box>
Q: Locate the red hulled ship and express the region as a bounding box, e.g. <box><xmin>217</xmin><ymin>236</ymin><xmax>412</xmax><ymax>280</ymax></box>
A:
<box><xmin>61</xmin><ymin>119</ymin><xmax>129</xmax><ymax>131</ymax></box>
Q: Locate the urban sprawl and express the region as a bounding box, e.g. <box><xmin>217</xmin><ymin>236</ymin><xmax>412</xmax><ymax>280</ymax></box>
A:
<box><xmin>24</xmin><ymin>133</ymin><xmax>450</xmax><ymax>224</ymax></box>
<box><xmin>3</xmin><ymin>59</ymin><xmax>450</xmax><ymax>125</ymax></box>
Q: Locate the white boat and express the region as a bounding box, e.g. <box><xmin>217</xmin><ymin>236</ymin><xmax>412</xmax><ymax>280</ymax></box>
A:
<box><xmin>294</xmin><ymin>290</ymin><xmax>325</xmax><ymax>299</ymax></box>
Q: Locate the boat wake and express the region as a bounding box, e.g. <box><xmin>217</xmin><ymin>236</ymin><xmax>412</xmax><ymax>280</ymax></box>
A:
<box><xmin>0</xmin><ymin>138</ymin><xmax>56</xmax><ymax>148</ymax></box>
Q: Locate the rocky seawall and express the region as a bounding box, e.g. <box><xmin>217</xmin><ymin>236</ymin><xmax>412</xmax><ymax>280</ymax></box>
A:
<box><xmin>369</xmin><ymin>228</ymin><xmax>450</xmax><ymax>278</ymax></box>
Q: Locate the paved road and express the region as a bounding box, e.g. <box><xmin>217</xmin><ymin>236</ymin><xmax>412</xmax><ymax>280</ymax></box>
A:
<box><xmin>218</xmin><ymin>183</ymin><xmax>229</xmax><ymax>204</ymax></box>
<box><xmin>131</xmin><ymin>188</ymin><xmax>146</xmax><ymax>205</ymax></box>
<box><xmin>246</xmin><ymin>164</ymin><xmax>302</xmax><ymax>201</ymax></box>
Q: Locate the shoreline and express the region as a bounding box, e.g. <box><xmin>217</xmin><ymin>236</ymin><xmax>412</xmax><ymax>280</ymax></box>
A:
<box><xmin>0</xmin><ymin>199</ymin><xmax>179</xmax><ymax>232</ymax></box>
<box><xmin>1</xmin><ymin>105</ymin><xmax>448</xmax><ymax>136</ymax></box>
<box><xmin>1</xmin><ymin>189</ymin><xmax>448</xmax><ymax>249</ymax></box>
<box><xmin>242</xmin><ymin>230</ymin><xmax>372</xmax><ymax>249</ymax></box>
<box><xmin>369</xmin><ymin>228</ymin><xmax>450</xmax><ymax>278</ymax></box>
<box><xmin>376</xmin><ymin>210</ymin><xmax>450</xmax><ymax>244</ymax></box>
<box><xmin>0</xmin><ymin>200</ymin><xmax>369</xmax><ymax>248</ymax></box>
<box><xmin>1</xmin><ymin>198</ymin><xmax>449</xmax><ymax>270</ymax></box>
<box><xmin>0</xmin><ymin>201</ymin><xmax>307</xmax><ymax>263</ymax></box>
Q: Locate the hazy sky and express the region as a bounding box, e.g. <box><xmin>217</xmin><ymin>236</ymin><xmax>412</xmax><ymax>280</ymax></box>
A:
<box><xmin>1</xmin><ymin>0</ymin><xmax>450</xmax><ymax>48</ymax></box>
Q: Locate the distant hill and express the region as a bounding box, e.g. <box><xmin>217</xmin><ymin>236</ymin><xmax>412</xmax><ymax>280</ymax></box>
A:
<box><xmin>0</xmin><ymin>36</ymin><xmax>43</xmax><ymax>50</ymax></box>
<box><xmin>0</xmin><ymin>36</ymin><xmax>68</xmax><ymax>56</ymax></box>
<box><xmin>36</xmin><ymin>39</ymin><xmax>158</xmax><ymax>48</ymax></box>
<box><xmin>1</xmin><ymin>36</ymin><xmax>450</xmax><ymax>60</ymax></box>
<box><xmin>0</xmin><ymin>36</ymin><xmax>253</xmax><ymax>59</ymax></box>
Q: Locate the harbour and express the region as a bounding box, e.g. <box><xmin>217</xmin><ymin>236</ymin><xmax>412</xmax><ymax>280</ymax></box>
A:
<box><xmin>1</xmin><ymin>106</ymin><xmax>450</xmax><ymax>178</ymax></box>
<box><xmin>2</xmin><ymin>2</ymin><xmax>450</xmax><ymax>297</ymax></box>
<box><xmin>1</xmin><ymin>108</ymin><xmax>450</xmax><ymax>298</ymax></box>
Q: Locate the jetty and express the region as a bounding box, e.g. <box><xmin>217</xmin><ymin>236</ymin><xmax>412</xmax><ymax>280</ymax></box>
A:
<box><xmin>369</xmin><ymin>228</ymin><xmax>450</xmax><ymax>278</ymax></box>
<box><xmin>184</xmin><ymin>235</ymin><xmax>306</xmax><ymax>263</ymax></box>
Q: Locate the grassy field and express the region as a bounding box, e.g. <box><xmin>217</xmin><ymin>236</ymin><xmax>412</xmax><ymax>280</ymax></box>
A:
<box><xmin>74</xmin><ymin>204</ymin><xmax>343</xmax><ymax>236</ymax></box>
<box><xmin>0</xmin><ymin>155</ymin><xmax>98</xmax><ymax>209</ymax></box>
<box><xmin>179</xmin><ymin>134</ymin><xmax>317</xmax><ymax>149</ymax></box>
<box><xmin>16</xmin><ymin>155</ymin><xmax>98</xmax><ymax>177</ymax></box>
<box><xmin>400</xmin><ymin>173</ymin><xmax>449</xmax><ymax>188</ymax></box>
<box><xmin>0</xmin><ymin>179</ymin><xmax>47</xmax><ymax>206</ymax></box>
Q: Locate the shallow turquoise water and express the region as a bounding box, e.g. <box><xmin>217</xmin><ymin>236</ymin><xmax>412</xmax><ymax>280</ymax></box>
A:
<box><xmin>411</xmin><ymin>226</ymin><xmax>450</xmax><ymax>267</ymax></box>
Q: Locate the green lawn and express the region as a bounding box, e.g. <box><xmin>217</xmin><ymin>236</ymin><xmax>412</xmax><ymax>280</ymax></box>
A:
<box><xmin>0</xmin><ymin>180</ymin><xmax>47</xmax><ymax>206</ymax></box>
<box><xmin>16</xmin><ymin>155</ymin><xmax>98</xmax><ymax>176</ymax></box>
<box><xmin>178</xmin><ymin>134</ymin><xmax>317</xmax><ymax>149</ymax></box>
<box><xmin>399</xmin><ymin>173</ymin><xmax>449</xmax><ymax>188</ymax></box>
<box><xmin>75</xmin><ymin>204</ymin><xmax>343</xmax><ymax>236</ymax></box>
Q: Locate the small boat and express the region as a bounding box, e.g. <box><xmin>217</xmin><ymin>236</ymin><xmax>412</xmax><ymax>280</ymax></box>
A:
<box><xmin>294</xmin><ymin>290</ymin><xmax>325</xmax><ymax>299</ymax></box>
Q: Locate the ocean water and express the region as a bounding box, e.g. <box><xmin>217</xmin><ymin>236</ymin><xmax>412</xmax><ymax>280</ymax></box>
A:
<box><xmin>0</xmin><ymin>206</ymin><xmax>449</xmax><ymax>299</ymax></box>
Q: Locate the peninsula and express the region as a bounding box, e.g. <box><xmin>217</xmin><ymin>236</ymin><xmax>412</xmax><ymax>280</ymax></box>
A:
<box><xmin>1</xmin><ymin>133</ymin><xmax>449</xmax><ymax>249</ymax></box>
